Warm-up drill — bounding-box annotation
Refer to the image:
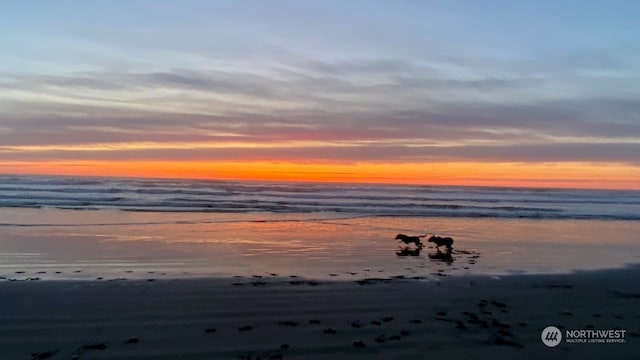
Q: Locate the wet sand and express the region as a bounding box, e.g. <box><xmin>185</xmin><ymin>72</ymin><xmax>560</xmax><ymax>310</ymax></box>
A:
<box><xmin>1</xmin><ymin>267</ymin><xmax>639</xmax><ymax>359</ymax></box>
<box><xmin>3</xmin><ymin>209</ymin><xmax>640</xmax><ymax>280</ymax></box>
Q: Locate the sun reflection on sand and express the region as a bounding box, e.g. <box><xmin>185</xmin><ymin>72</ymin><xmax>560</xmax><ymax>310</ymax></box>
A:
<box><xmin>1</xmin><ymin>208</ymin><xmax>639</xmax><ymax>280</ymax></box>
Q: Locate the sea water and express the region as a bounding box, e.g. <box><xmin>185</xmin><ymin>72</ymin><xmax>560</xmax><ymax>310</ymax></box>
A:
<box><xmin>0</xmin><ymin>175</ymin><xmax>639</xmax><ymax>280</ymax></box>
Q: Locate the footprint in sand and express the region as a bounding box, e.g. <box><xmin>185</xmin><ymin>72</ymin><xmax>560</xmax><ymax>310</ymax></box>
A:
<box><xmin>490</xmin><ymin>300</ymin><xmax>507</xmax><ymax>308</ymax></box>
<box><xmin>322</xmin><ymin>328</ymin><xmax>337</xmax><ymax>334</ymax></box>
<box><xmin>487</xmin><ymin>333</ymin><xmax>523</xmax><ymax>348</ymax></box>
<box><xmin>205</xmin><ymin>328</ymin><xmax>217</xmax><ymax>333</ymax></box>
<box><xmin>72</xmin><ymin>343</ymin><xmax>107</xmax><ymax>358</ymax></box>
<box><xmin>240</xmin><ymin>348</ymin><xmax>287</xmax><ymax>360</ymax></box>
<box><xmin>80</xmin><ymin>343</ymin><xmax>108</xmax><ymax>351</ymax></box>
<box><xmin>490</xmin><ymin>319</ymin><xmax>510</xmax><ymax>329</ymax></box>
<box><xmin>31</xmin><ymin>350</ymin><xmax>58</xmax><ymax>360</ymax></box>
<box><xmin>238</xmin><ymin>325</ymin><xmax>254</xmax><ymax>332</ymax></box>
<box><xmin>278</xmin><ymin>321</ymin><xmax>298</xmax><ymax>327</ymax></box>
<box><xmin>352</xmin><ymin>341</ymin><xmax>366</xmax><ymax>348</ymax></box>
<box><xmin>124</xmin><ymin>338</ymin><xmax>140</xmax><ymax>344</ymax></box>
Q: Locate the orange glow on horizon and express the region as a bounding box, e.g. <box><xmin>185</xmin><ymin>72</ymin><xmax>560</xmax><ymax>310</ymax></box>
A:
<box><xmin>0</xmin><ymin>160</ymin><xmax>638</xmax><ymax>190</ymax></box>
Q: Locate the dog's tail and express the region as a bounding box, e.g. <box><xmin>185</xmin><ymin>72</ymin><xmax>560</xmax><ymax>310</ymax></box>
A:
<box><xmin>418</xmin><ymin>234</ymin><xmax>427</xmax><ymax>238</ymax></box>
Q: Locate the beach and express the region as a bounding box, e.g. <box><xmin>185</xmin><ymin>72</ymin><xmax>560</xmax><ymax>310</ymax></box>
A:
<box><xmin>2</xmin><ymin>267</ymin><xmax>639</xmax><ymax>359</ymax></box>
<box><xmin>3</xmin><ymin>1</ymin><xmax>640</xmax><ymax>358</ymax></box>
<box><xmin>1</xmin><ymin>177</ymin><xmax>639</xmax><ymax>359</ymax></box>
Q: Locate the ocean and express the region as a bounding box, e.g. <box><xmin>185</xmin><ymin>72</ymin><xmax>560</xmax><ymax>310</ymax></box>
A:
<box><xmin>1</xmin><ymin>175</ymin><xmax>639</xmax><ymax>280</ymax></box>
<box><xmin>1</xmin><ymin>175</ymin><xmax>639</xmax><ymax>220</ymax></box>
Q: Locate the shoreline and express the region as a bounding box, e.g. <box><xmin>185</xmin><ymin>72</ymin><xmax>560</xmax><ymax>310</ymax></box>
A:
<box><xmin>2</xmin><ymin>267</ymin><xmax>639</xmax><ymax>359</ymax></box>
<box><xmin>2</xmin><ymin>260</ymin><xmax>640</xmax><ymax>282</ymax></box>
<box><xmin>3</xmin><ymin>209</ymin><xmax>640</xmax><ymax>282</ymax></box>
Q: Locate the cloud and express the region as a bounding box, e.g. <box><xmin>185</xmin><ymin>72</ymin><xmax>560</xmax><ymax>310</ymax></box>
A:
<box><xmin>1</xmin><ymin>52</ymin><xmax>639</xmax><ymax>166</ymax></box>
<box><xmin>1</xmin><ymin>140</ymin><xmax>639</xmax><ymax>165</ymax></box>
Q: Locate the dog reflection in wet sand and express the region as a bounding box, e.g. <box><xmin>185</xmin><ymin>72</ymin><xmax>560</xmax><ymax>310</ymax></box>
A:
<box><xmin>395</xmin><ymin>246</ymin><xmax>422</xmax><ymax>257</ymax></box>
<box><xmin>427</xmin><ymin>235</ymin><xmax>454</xmax><ymax>264</ymax></box>
<box><xmin>428</xmin><ymin>249</ymin><xmax>454</xmax><ymax>264</ymax></box>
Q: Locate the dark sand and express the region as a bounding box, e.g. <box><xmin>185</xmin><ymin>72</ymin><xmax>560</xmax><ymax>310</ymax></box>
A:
<box><xmin>1</xmin><ymin>267</ymin><xmax>639</xmax><ymax>359</ymax></box>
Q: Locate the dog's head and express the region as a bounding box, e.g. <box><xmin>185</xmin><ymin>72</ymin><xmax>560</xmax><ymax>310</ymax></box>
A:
<box><xmin>395</xmin><ymin>234</ymin><xmax>405</xmax><ymax>240</ymax></box>
<box><xmin>428</xmin><ymin>236</ymin><xmax>437</xmax><ymax>243</ymax></box>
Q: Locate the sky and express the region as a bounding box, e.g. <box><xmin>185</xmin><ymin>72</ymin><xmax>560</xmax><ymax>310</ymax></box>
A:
<box><xmin>1</xmin><ymin>0</ymin><xmax>639</xmax><ymax>189</ymax></box>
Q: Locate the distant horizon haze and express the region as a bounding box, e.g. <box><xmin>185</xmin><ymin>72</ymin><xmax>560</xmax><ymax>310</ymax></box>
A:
<box><xmin>0</xmin><ymin>160</ymin><xmax>638</xmax><ymax>191</ymax></box>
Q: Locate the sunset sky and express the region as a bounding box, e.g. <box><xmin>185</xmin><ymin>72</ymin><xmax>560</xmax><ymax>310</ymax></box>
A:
<box><xmin>1</xmin><ymin>1</ymin><xmax>639</xmax><ymax>189</ymax></box>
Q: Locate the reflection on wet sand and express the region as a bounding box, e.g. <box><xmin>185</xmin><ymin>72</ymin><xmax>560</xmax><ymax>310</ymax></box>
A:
<box><xmin>394</xmin><ymin>244</ymin><xmax>482</xmax><ymax>271</ymax></box>
<box><xmin>395</xmin><ymin>246</ymin><xmax>422</xmax><ymax>257</ymax></box>
<box><xmin>2</xmin><ymin>207</ymin><xmax>639</xmax><ymax>280</ymax></box>
<box><xmin>428</xmin><ymin>249</ymin><xmax>454</xmax><ymax>264</ymax></box>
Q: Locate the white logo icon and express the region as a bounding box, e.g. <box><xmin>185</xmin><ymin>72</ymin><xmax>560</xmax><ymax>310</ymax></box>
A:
<box><xmin>541</xmin><ymin>326</ymin><xmax>562</xmax><ymax>347</ymax></box>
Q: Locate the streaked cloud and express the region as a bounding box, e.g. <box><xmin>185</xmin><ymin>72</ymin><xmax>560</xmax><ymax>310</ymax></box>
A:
<box><xmin>0</xmin><ymin>1</ymin><xmax>639</xmax><ymax>186</ymax></box>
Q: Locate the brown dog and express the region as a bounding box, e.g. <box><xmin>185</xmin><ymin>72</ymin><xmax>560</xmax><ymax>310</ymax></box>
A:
<box><xmin>428</xmin><ymin>235</ymin><xmax>454</xmax><ymax>250</ymax></box>
<box><xmin>395</xmin><ymin>233</ymin><xmax>426</xmax><ymax>247</ymax></box>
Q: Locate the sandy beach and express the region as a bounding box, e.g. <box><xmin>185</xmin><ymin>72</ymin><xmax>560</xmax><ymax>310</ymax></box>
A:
<box><xmin>1</xmin><ymin>180</ymin><xmax>639</xmax><ymax>359</ymax></box>
<box><xmin>3</xmin><ymin>0</ymin><xmax>640</xmax><ymax>357</ymax></box>
<box><xmin>2</xmin><ymin>266</ymin><xmax>639</xmax><ymax>360</ymax></box>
